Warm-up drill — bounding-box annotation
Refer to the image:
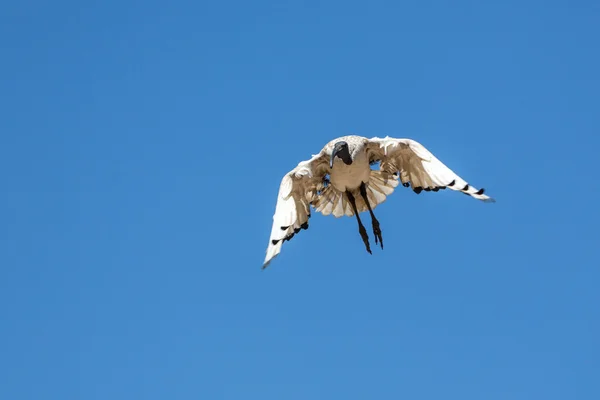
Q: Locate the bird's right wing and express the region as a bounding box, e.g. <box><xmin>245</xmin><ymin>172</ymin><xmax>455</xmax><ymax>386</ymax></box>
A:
<box><xmin>263</xmin><ymin>151</ymin><xmax>329</xmax><ymax>269</ymax></box>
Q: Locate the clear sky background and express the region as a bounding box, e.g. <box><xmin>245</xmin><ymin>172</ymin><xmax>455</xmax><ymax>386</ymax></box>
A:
<box><xmin>1</xmin><ymin>1</ymin><xmax>598</xmax><ymax>399</ymax></box>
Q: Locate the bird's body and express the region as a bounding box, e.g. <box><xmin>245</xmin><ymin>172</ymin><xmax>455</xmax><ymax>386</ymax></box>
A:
<box><xmin>263</xmin><ymin>134</ymin><xmax>494</xmax><ymax>269</ymax></box>
<box><xmin>329</xmin><ymin>136</ymin><xmax>370</xmax><ymax>192</ymax></box>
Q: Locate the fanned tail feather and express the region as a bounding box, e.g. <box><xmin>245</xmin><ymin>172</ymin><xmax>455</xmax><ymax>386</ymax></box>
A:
<box><xmin>314</xmin><ymin>170</ymin><xmax>399</xmax><ymax>217</ymax></box>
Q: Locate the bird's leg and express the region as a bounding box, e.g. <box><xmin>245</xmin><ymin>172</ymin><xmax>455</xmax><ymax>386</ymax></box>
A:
<box><xmin>346</xmin><ymin>190</ymin><xmax>372</xmax><ymax>254</ymax></box>
<box><xmin>359</xmin><ymin>182</ymin><xmax>383</xmax><ymax>249</ymax></box>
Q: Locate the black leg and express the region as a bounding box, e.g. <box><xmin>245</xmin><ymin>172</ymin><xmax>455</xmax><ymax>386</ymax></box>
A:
<box><xmin>346</xmin><ymin>190</ymin><xmax>372</xmax><ymax>254</ymax></box>
<box><xmin>359</xmin><ymin>182</ymin><xmax>383</xmax><ymax>249</ymax></box>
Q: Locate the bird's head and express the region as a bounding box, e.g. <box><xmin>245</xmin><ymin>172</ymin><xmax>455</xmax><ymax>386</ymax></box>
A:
<box><xmin>330</xmin><ymin>141</ymin><xmax>352</xmax><ymax>168</ymax></box>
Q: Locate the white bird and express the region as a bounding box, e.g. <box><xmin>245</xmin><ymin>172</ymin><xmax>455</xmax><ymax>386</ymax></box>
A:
<box><xmin>263</xmin><ymin>135</ymin><xmax>494</xmax><ymax>269</ymax></box>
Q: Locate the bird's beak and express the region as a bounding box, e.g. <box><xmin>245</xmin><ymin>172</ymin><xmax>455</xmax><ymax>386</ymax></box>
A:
<box><xmin>330</xmin><ymin>147</ymin><xmax>340</xmax><ymax>169</ymax></box>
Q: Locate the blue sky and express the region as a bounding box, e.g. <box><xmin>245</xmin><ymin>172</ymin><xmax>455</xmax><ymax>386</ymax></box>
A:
<box><xmin>1</xmin><ymin>0</ymin><xmax>598</xmax><ymax>399</ymax></box>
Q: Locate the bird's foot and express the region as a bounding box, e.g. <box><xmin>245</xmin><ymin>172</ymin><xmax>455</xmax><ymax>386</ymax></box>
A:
<box><xmin>372</xmin><ymin>219</ymin><xmax>383</xmax><ymax>249</ymax></box>
<box><xmin>358</xmin><ymin>225</ymin><xmax>372</xmax><ymax>254</ymax></box>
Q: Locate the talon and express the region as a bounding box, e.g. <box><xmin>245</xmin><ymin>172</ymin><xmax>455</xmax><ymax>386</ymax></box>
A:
<box><xmin>371</xmin><ymin>219</ymin><xmax>383</xmax><ymax>249</ymax></box>
<box><xmin>358</xmin><ymin>225</ymin><xmax>372</xmax><ymax>254</ymax></box>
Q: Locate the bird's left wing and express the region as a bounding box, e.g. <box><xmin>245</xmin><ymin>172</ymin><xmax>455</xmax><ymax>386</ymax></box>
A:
<box><xmin>263</xmin><ymin>151</ymin><xmax>329</xmax><ymax>269</ymax></box>
<box><xmin>366</xmin><ymin>136</ymin><xmax>495</xmax><ymax>202</ymax></box>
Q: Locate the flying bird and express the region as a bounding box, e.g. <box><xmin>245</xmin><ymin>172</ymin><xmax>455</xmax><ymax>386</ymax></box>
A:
<box><xmin>263</xmin><ymin>135</ymin><xmax>494</xmax><ymax>269</ymax></box>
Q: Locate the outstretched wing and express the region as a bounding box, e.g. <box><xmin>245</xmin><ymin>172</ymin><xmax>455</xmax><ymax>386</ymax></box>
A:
<box><xmin>263</xmin><ymin>151</ymin><xmax>329</xmax><ymax>269</ymax></box>
<box><xmin>366</xmin><ymin>136</ymin><xmax>494</xmax><ymax>202</ymax></box>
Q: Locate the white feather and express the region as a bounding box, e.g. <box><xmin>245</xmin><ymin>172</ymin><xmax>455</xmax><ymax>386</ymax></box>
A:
<box><xmin>368</xmin><ymin>137</ymin><xmax>495</xmax><ymax>202</ymax></box>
